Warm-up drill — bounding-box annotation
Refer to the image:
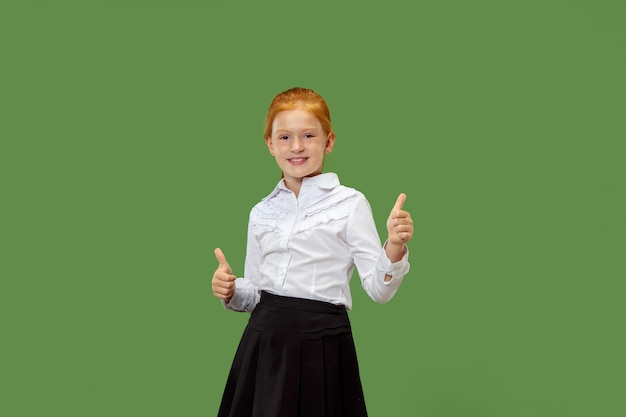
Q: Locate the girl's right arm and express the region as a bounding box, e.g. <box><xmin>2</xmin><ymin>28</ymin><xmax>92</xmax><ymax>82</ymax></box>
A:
<box><xmin>212</xmin><ymin>214</ymin><xmax>263</xmax><ymax>312</ymax></box>
<box><xmin>212</xmin><ymin>248</ymin><xmax>260</xmax><ymax>312</ymax></box>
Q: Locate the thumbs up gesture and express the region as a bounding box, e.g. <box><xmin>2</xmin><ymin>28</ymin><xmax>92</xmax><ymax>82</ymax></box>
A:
<box><xmin>212</xmin><ymin>248</ymin><xmax>237</xmax><ymax>300</ymax></box>
<box><xmin>386</xmin><ymin>193</ymin><xmax>414</xmax><ymax>248</ymax></box>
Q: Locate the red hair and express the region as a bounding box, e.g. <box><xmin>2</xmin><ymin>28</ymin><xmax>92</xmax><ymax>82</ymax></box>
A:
<box><xmin>263</xmin><ymin>87</ymin><xmax>333</xmax><ymax>138</ymax></box>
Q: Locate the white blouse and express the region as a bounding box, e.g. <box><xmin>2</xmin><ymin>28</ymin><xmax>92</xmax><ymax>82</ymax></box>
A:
<box><xmin>224</xmin><ymin>172</ymin><xmax>410</xmax><ymax>312</ymax></box>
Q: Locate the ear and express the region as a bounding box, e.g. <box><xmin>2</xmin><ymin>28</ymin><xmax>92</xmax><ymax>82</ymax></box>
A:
<box><xmin>324</xmin><ymin>132</ymin><xmax>336</xmax><ymax>154</ymax></box>
<box><xmin>265</xmin><ymin>136</ymin><xmax>275</xmax><ymax>156</ymax></box>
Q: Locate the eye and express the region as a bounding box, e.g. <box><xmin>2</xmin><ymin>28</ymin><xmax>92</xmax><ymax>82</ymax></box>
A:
<box><xmin>304</xmin><ymin>133</ymin><xmax>315</xmax><ymax>139</ymax></box>
<box><xmin>279</xmin><ymin>135</ymin><xmax>289</xmax><ymax>140</ymax></box>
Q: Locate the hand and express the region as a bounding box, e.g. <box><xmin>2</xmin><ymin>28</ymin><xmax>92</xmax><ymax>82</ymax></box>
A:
<box><xmin>386</xmin><ymin>193</ymin><xmax>414</xmax><ymax>247</ymax></box>
<box><xmin>212</xmin><ymin>248</ymin><xmax>236</xmax><ymax>300</ymax></box>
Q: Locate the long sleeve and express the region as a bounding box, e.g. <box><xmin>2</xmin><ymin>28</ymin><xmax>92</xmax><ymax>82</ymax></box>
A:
<box><xmin>347</xmin><ymin>195</ymin><xmax>410</xmax><ymax>304</ymax></box>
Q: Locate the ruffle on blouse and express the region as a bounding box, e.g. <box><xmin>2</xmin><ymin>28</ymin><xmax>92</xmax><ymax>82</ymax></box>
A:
<box><xmin>249</xmin><ymin>200</ymin><xmax>283</xmax><ymax>233</ymax></box>
<box><xmin>249</xmin><ymin>186</ymin><xmax>362</xmax><ymax>237</ymax></box>
<box><xmin>295</xmin><ymin>188</ymin><xmax>358</xmax><ymax>234</ymax></box>
<box><xmin>251</xmin><ymin>201</ymin><xmax>281</xmax><ymax>222</ymax></box>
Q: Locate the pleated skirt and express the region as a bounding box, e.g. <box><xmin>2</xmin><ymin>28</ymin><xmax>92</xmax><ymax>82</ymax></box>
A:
<box><xmin>217</xmin><ymin>291</ymin><xmax>368</xmax><ymax>417</ymax></box>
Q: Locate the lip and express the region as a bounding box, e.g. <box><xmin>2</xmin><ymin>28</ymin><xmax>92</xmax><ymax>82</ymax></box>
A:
<box><xmin>288</xmin><ymin>157</ymin><xmax>308</xmax><ymax>165</ymax></box>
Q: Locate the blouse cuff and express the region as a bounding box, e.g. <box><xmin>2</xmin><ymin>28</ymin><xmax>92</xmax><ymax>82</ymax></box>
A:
<box><xmin>222</xmin><ymin>278</ymin><xmax>254</xmax><ymax>312</ymax></box>
<box><xmin>378</xmin><ymin>242</ymin><xmax>410</xmax><ymax>284</ymax></box>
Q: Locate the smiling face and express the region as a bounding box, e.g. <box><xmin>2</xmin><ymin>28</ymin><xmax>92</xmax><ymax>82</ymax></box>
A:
<box><xmin>265</xmin><ymin>108</ymin><xmax>335</xmax><ymax>195</ymax></box>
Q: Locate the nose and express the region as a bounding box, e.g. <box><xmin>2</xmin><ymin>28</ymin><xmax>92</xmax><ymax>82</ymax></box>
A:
<box><xmin>291</xmin><ymin>137</ymin><xmax>304</xmax><ymax>153</ymax></box>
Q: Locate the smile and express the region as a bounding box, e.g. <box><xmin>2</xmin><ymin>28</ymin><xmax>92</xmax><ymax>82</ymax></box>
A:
<box><xmin>288</xmin><ymin>158</ymin><xmax>308</xmax><ymax>165</ymax></box>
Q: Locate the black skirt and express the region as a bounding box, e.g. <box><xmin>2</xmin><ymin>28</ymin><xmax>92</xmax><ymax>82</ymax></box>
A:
<box><xmin>217</xmin><ymin>291</ymin><xmax>368</xmax><ymax>417</ymax></box>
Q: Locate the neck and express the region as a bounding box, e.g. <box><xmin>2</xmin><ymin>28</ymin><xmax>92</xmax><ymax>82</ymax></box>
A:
<box><xmin>285</xmin><ymin>178</ymin><xmax>302</xmax><ymax>197</ymax></box>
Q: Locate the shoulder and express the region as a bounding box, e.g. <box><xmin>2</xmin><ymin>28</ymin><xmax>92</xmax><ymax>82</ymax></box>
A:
<box><xmin>331</xmin><ymin>178</ymin><xmax>370</xmax><ymax>206</ymax></box>
<box><xmin>250</xmin><ymin>192</ymin><xmax>281</xmax><ymax>221</ymax></box>
<box><xmin>249</xmin><ymin>179</ymin><xmax>284</xmax><ymax>211</ymax></box>
<box><xmin>331</xmin><ymin>184</ymin><xmax>365</xmax><ymax>204</ymax></box>
<box><xmin>319</xmin><ymin>172</ymin><xmax>366</xmax><ymax>201</ymax></box>
<box><xmin>329</xmin><ymin>180</ymin><xmax>376</xmax><ymax>219</ymax></box>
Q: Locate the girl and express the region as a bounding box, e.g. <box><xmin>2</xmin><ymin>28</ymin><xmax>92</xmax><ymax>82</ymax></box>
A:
<box><xmin>212</xmin><ymin>87</ymin><xmax>413</xmax><ymax>417</ymax></box>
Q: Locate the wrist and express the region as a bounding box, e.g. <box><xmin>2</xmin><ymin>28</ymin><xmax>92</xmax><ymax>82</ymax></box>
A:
<box><xmin>384</xmin><ymin>240</ymin><xmax>406</xmax><ymax>263</ymax></box>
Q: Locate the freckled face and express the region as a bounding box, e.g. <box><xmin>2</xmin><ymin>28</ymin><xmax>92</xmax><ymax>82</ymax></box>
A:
<box><xmin>265</xmin><ymin>109</ymin><xmax>335</xmax><ymax>192</ymax></box>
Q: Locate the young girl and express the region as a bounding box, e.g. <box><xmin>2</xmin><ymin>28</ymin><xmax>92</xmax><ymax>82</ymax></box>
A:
<box><xmin>212</xmin><ymin>87</ymin><xmax>413</xmax><ymax>417</ymax></box>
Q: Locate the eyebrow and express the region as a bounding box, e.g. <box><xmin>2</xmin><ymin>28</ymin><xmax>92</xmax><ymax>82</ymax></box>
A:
<box><xmin>274</xmin><ymin>126</ymin><xmax>320</xmax><ymax>133</ymax></box>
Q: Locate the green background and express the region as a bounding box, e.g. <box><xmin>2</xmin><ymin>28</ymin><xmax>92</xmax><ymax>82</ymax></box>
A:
<box><xmin>2</xmin><ymin>1</ymin><xmax>624</xmax><ymax>416</ymax></box>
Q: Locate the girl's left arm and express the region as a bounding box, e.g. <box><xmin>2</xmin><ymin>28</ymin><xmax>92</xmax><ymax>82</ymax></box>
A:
<box><xmin>348</xmin><ymin>194</ymin><xmax>412</xmax><ymax>304</ymax></box>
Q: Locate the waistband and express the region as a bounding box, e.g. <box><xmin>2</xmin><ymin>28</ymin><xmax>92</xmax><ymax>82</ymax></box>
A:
<box><xmin>260</xmin><ymin>291</ymin><xmax>347</xmax><ymax>315</ymax></box>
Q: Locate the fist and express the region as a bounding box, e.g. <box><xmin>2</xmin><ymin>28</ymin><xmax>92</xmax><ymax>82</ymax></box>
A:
<box><xmin>212</xmin><ymin>248</ymin><xmax>236</xmax><ymax>300</ymax></box>
<box><xmin>386</xmin><ymin>193</ymin><xmax>414</xmax><ymax>246</ymax></box>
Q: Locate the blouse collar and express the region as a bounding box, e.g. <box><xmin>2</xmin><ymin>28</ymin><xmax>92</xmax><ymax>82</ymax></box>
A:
<box><xmin>267</xmin><ymin>172</ymin><xmax>340</xmax><ymax>200</ymax></box>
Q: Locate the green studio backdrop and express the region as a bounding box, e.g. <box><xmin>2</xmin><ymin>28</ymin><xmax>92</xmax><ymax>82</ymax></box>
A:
<box><xmin>2</xmin><ymin>1</ymin><xmax>624</xmax><ymax>416</ymax></box>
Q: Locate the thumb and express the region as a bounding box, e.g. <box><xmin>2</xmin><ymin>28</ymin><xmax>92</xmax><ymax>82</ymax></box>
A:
<box><xmin>214</xmin><ymin>248</ymin><xmax>231</xmax><ymax>270</ymax></box>
<box><xmin>392</xmin><ymin>193</ymin><xmax>407</xmax><ymax>212</ymax></box>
